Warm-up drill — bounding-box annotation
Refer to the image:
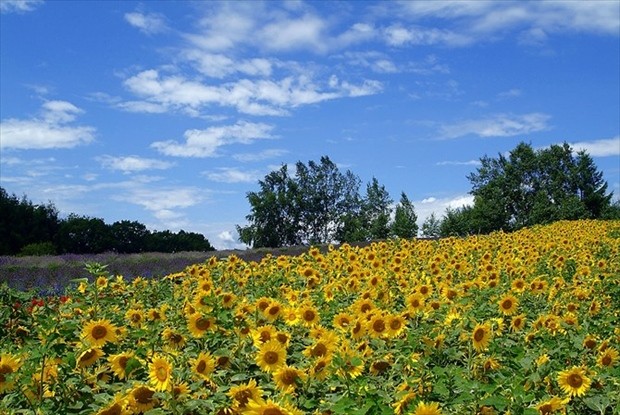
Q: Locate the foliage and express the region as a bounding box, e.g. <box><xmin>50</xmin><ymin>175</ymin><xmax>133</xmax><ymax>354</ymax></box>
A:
<box><xmin>1</xmin><ymin>220</ymin><xmax>619</xmax><ymax>415</ymax></box>
<box><xmin>421</xmin><ymin>213</ymin><xmax>441</xmax><ymax>238</ymax></box>
<box><xmin>0</xmin><ymin>187</ymin><xmax>214</xmax><ymax>255</ymax></box>
<box><xmin>466</xmin><ymin>142</ymin><xmax>613</xmax><ymax>233</ymax></box>
<box><xmin>390</xmin><ymin>192</ymin><xmax>418</xmax><ymax>239</ymax></box>
<box><xmin>238</xmin><ymin>157</ymin><xmax>416</xmax><ymax>248</ymax></box>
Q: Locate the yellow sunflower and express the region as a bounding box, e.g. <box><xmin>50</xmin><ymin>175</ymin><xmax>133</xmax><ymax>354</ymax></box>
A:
<box><xmin>244</xmin><ymin>398</ymin><xmax>302</xmax><ymax>415</ymax></box>
<box><xmin>406</xmin><ymin>293</ymin><xmax>425</xmax><ymax>314</ymax></box>
<box><xmin>187</xmin><ymin>313</ymin><xmax>216</xmax><ymax>338</ymax></box>
<box><xmin>263</xmin><ymin>300</ymin><xmax>283</xmax><ymax>322</ymax></box>
<box><xmin>298</xmin><ymin>304</ymin><xmax>320</xmax><ymax>327</ymax></box>
<box><xmin>77</xmin><ymin>348</ymin><xmax>104</xmax><ymax>368</ymax></box>
<box><xmin>171</xmin><ymin>381</ymin><xmax>190</xmax><ymax>400</ymax></box>
<box><xmin>125</xmin><ymin>308</ymin><xmax>145</xmax><ymax>327</ymax></box>
<box><xmin>251</xmin><ymin>325</ymin><xmax>278</xmax><ymax>346</ymax></box>
<box><xmin>82</xmin><ymin>319</ymin><xmax>118</xmax><ymax>347</ymax></box>
<box><xmin>367</xmin><ymin>313</ymin><xmax>388</xmax><ymax>339</ymax></box>
<box><xmin>412</xmin><ymin>401</ymin><xmax>442</xmax><ymax>415</ymax></box>
<box><xmin>228</xmin><ymin>379</ymin><xmax>263</xmax><ymax>410</ymax></box>
<box><xmin>497</xmin><ymin>294</ymin><xmax>519</xmax><ymax>315</ymax></box>
<box><xmin>333</xmin><ymin>312</ymin><xmax>354</xmax><ymax>332</ymax></box>
<box><xmin>535</xmin><ymin>396</ymin><xmax>569</xmax><ymax>414</ymax></box>
<box><xmin>148</xmin><ymin>355</ymin><xmax>172</xmax><ymax>391</ymax></box>
<box><xmin>510</xmin><ymin>314</ymin><xmax>527</xmax><ymax>332</ymax></box>
<box><xmin>309</xmin><ymin>356</ymin><xmax>331</xmax><ymax>381</ymax></box>
<box><xmin>0</xmin><ymin>353</ymin><xmax>21</xmax><ymax>393</ymax></box>
<box><xmin>472</xmin><ymin>322</ymin><xmax>492</xmax><ymax>352</ymax></box>
<box><xmin>192</xmin><ymin>351</ymin><xmax>216</xmax><ymax>380</ymax></box>
<box><xmin>161</xmin><ymin>327</ymin><xmax>186</xmax><ymax>350</ymax></box>
<box><xmin>557</xmin><ymin>366</ymin><xmax>591</xmax><ymax>397</ymax></box>
<box><xmin>95</xmin><ymin>394</ymin><xmax>128</xmax><ymax>415</ymax></box>
<box><xmin>127</xmin><ymin>384</ymin><xmax>158</xmax><ymax>413</ymax></box>
<box><xmin>597</xmin><ymin>347</ymin><xmax>618</xmax><ymax>368</ymax></box>
<box><xmin>273</xmin><ymin>365</ymin><xmax>305</xmax><ymax>393</ymax></box>
<box><xmin>108</xmin><ymin>352</ymin><xmax>137</xmax><ymax>380</ymax></box>
<box><xmin>255</xmin><ymin>340</ymin><xmax>286</xmax><ymax>373</ymax></box>
<box><xmin>386</xmin><ymin>314</ymin><xmax>407</xmax><ymax>338</ymax></box>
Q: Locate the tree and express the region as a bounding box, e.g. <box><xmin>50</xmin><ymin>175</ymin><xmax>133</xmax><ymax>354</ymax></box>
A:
<box><xmin>467</xmin><ymin>142</ymin><xmax>614</xmax><ymax>232</ymax></box>
<box><xmin>363</xmin><ymin>177</ymin><xmax>393</xmax><ymax>240</ymax></box>
<box><xmin>391</xmin><ymin>192</ymin><xmax>418</xmax><ymax>238</ymax></box>
<box><xmin>421</xmin><ymin>213</ymin><xmax>441</xmax><ymax>238</ymax></box>
<box><xmin>237</xmin><ymin>165</ymin><xmax>302</xmax><ymax>248</ymax></box>
<box><xmin>56</xmin><ymin>214</ymin><xmax>112</xmax><ymax>254</ymax></box>
<box><xmin>110</xmin><ymin>220</ymin><xmax>149</xmax><ymax>253</ymax></box>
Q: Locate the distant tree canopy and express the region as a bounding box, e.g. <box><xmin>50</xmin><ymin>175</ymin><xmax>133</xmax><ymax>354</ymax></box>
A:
<box><xmin>237</xmin><ymin>156</ymin><xmax>418</xmax><ymax>248</ymax></box>
<box><xmin>438</xmin><ymin>141</ymin><xmax>618</xmax><ymax>237</ymax></box>
<box><xmin>0</xmin><ymin>188</ymin><xmax>214</xmax><ymax>255</ymax></box>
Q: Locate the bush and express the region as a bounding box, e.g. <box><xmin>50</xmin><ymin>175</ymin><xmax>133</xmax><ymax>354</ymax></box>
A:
<box><xmin>18</xmin><ymin>241</ymin><xmax>56</xmax><ymax>256</ymax></box>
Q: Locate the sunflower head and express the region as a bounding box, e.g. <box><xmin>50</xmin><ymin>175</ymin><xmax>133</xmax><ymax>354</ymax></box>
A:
<box><xmin>0</xmin><ymin>354</ymin><xmax>21</xmax><ymax>393</ymax></box>
<box><xmin>471</xmin><ymin>322</ymin><xmax>492</xmax><ymax>352</ymax></box>
<box><xmin>82</xmin><ymin>319</ymin><xmax>118</xmax><ymax>347</ymax></box>
<box><xmin>557</xmin><ymin>366</ymin><xmax>592</xmax><ymax>397</ymax></box>
<box><xmin>148</xmin><ymin>355</ymin><xmax>172</xmax><ymax>391</ymax></box>
<box><xmin>255</xmin><ymin>340</ymin><xmax>286</xmax><ymax>373</ymax></box>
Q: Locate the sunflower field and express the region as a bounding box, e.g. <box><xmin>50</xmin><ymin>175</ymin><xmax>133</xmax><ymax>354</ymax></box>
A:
<box><xmin>1</xmin><ymin>220</ymin><xmax>619</xmax><ymax>415</ymax></box>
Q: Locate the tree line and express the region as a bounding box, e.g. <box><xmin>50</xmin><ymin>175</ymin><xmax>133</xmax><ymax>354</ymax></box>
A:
<box><xmin>238</xmin><ymin>142</ymin><xmax>619</xmax><ymax>248</ymax></box>
<box><xmin>0</xmin><ymin>188</ymin><xmax>214</xmax><ymax>256</ymax></box>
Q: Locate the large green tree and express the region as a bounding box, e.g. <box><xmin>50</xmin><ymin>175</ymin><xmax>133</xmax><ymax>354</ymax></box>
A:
<box><xmin>466</xmin><ymin>142</ymin><xmax>613</xmax><ymax>232</ymax></box>
<box><xmin>391</xmin><ymin>192</ymin><xmax>418</xmax><ymax>239</ymax></box>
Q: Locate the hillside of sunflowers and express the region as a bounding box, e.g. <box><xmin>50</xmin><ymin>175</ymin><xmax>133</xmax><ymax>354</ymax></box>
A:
<box><xmin>1</xmin><ymin>220</ymin><xmax>619</xmax><ymax>415</ymax></box>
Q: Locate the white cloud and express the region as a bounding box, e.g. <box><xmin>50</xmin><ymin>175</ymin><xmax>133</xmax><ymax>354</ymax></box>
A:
<box><xmin>203</xmin><ymin>167</ymin><xmax>261</xmax><ymax>183</ymax></box>
<box><xmin>97</xmin><ymin>155</ymin><xmax>175</xmax><ymax>173</ymax></box>
<box><xmin>151</xmin><ymin>121</ymin><xmax>275</xmax><ymax>158</ymax></box>
<box><xmin>233</xmin><ymin>148</ymin><xmax>288</xmax><ymax>162</ymax></box>
<box><xmin>436</xmin><ymin>160</ymin><xmax>481</xmax><ymax>166</ymax></box>
<box><xmin>415</xmin><ymin>194</ymin><xmax>475</xmax><ymax>229</ymax></box>
<box><xmin>182</xmin><ymin>51</ymin><xmax>273</xmax><ymax>79</ymax></box>
<box><xmin>0</xmin><ymin>101</ymin><xmax>95</xmax><ymax>150</ymax></box>
<box><xmin>124</xmin><ymin>11</ymin><xmax>168</xmax><ymax>34</ymax></box>
<box><xmin>570</xmin><ymin>136</ymin><xmax>620</xmax><ymax>157</ymax></box>
<box><xmin>121</xmin><ymin>69</ymin><xmax>382</xmax><ymax>117</ymax></box>
<box><xmin>438</xmin><ymin>113</ymin><xmax>550</xmax><ymax>139</ymax></box>
<box><xmin>497</xmin><ymin>88</ymin><xmax>522</xmax><ymax>99</ymax></box>
<box><xmin>259</xmin><ymin>13</ymin><xmax>327</xmax><ymax>52</ymax></box>
<box><xmin>384</xmin><ymin>24</ymin><xmax>472</xmax><ymax>47</ymax></box>
<box><xmin>0</xmin><ymin>0</ymin><xmax>42</xmax><ymax>14</ymax></box>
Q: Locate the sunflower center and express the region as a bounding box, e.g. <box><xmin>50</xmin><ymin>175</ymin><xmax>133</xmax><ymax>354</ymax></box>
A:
<box><xmin>156</xmin><ymin>365</ymin><xmax>168</xmax><ymax>381</ymax></box>
<box><xmin>264</xmin><ymin>408</ymin><xmax>284</xmax><ymax>415</ymax></box>
<box><xmin>0</xmin><ymin>364</ymin><xmax>12</xmax><ymax>382</ymax></box>
<box><xmin>264</xmin><ymin>351</ymin><xmax>280</xmax><ymax>365</ymax></box>
<box><xmin>131</xmin><ymin>313</ymin><xmax>141</xmax><ymax>322</ymax></box>
<box><xmin>134</xmin><ymin>387</ymin><xmax>155</xmax><ymax>404</ymax></box>
<box><xmin>81</xmin><ymin>349</ymin><xmax>97</xmax><ymax>361</ymax></box>
<box><xmin>235</xmin><ymin>389</ymin><xmax>252</xmax><ymax>406</ymax></box>
<box><xmin>311</xmin><ymin>343</ymin><xmax>327</xmax><ymax>357</ymax></box>
<box><xmin>91</xmin><ymin>325</ymin><xmax>108</xmax><ymax>339</ymax></box>
<box><xmin>268</xmin><ymin>306</ymin><xmax>280</xmax><ymax>315</ymax></box>
<box><xmin>373</xmin><ymin>319</ymin><xmax>386</xmax><ymax>333</ymax></box>
<box><xmin>99</xmin><ymin>403</ymin><xmax>122</xmax><ymax>415</ymax></box>
<box><xmin>196</xmin><ymin>360</ymin><xmax>207</xmax><ymax>373</ymax></box>
<box><xmin>360</xmin><ymin>304</ymin><xmax>372</xmax><ymax>313</ymax></box>
<box><xmin>501</xmin><ymin>299</ymin><xmax>513</xmax><ymax>309</ymax></box>
<box><xmin>195</xmin><ymin>317</ymin><xmax>211</xmax><ymax>331</ymax></box>
<box><xmin>411</xmin><ymin>299</ymin><xmax>420</xmax><ymax>308</ymax></box>
<box><xmin>373</xmin><ymin>361</ymin><xmax>390</xmax><ymax>373</ymax></box>
<box><xmin>352</xmin><ymin>322</ymin><xmax>362</xmax><ymax>334</ymax></box>
<box><xmin>303</xmin><ymin>310</ymin><xmax>316</xmax><ymax>322</ymax></box>
<box><xmin>170</xmin><ymin>333</ymin><xmax>183</xmax><ymax>344</ymax></box>
<box><xmin>390</xmin><ymin>319</ymin><xmax>402</xmax><ymax>330</ymax></box>
<box><xmin>119</xmin><ymin>356</ymin><xmax>129</xmax><ymax>369</ymax></box>
<box><xmin>584</xmin><ymin>339</ymin><xmax>596</xmax><ymax>349</ymax></box>
<box><xmin>539</xmin><ymin>403</ymin><xmax>552</xmax><ymax>414</ymax></box>
<box><xmin>281</xmin><ymin>369</ymin><xmax>298</xmax><ymax>385</ymax></box>
<box><xmin>260</xmin><ymin>331</ymin><xmax>271</xmax><ymax>342</ymax></box>
<box><xmin>568</xmin><ymin>373</ymin><xmax>583</xmax><ymax>388</ymax></box>
<box><xmin>602</xmin><ymin>355</ymin><xmax>612</xmax><ymax>366</ymax></box>
<box><xmin>276</xmin><ymin>333</ymin><xmax>288</xmax><ymax>344</ymax></box>
<box><xmin>474</xmin><ymin>328</ymin><xmax>486</xmax><ymax>342</ymax></box>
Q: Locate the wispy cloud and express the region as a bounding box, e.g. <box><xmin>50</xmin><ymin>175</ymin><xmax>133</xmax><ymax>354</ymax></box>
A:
<box><xmin>151</xmin><ymin>121</ymin><xmax>275</xmax><ymax>158</ymax></box>
<box><xmin>124</xmin><ymin>11</ymin><xmax>168</xmax><ymax>35</ymax></box>
<box><xmin>97</xmin><ymin>155</ymin><xmax>175</xmax><ymax>173</ymax></box>
<box><xmin>570</xmin><ymin>136</ymin><xmax>620</xmax><ymax>157</ymax></box>
<box><xmin>233</xmin><ymin>148</ymin><xmax>288</xmax><ymax>162</ymax></box>
<box><xmin>438</xmin><ymin>113</ymin><xmax>550</xmax><ymax>139</ymax></box>
<box><xmin>0</xmin><ymin>0</ymin><xmax>42</xmax><ymax>14</ymax></box>
<box><xmin>497</xmin><ymin>88</ymin><xmax>522</xmax><ymax>99</ymax></box>
<box><xmin>436</xmin><ymin>160</ymin><xmax>481</xmax><ymax>166</ymax></box>
<box><xmin>0</xmin><ymin>101</ymin><xmax>95</xmax><ymax>150</ymax></box>
<box><xmin>203</xmin><ymin>167</ymin><xmax>262</xmax><ymax>183</ymax></box>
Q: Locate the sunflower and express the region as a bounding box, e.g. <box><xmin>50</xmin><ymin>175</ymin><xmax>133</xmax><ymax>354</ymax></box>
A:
<box><xmin>95</xmin><ymin>394</ymin><xmax>128</xmax><ymax>415</ymax></box>
<box><xmin>412</xmin><ymin>401</ymin><xmax>442</xmax><ymax>415</ymax></box>
<box><xmin>497</xmin><ymin>294</ymin><xmax>518</xmax><ymax>315</ymax></box>
<box><xmin>367</xmin><ymin>313</ymin><xmax>388</xmax><ymax>339</ymax></box>
<box><xmin>510</xmin><ymin>314</ymin><xmax>526</xmax><ymax>332</ymax></box>
<box><xmin>251</xmin><ymin>325</ymin><xmax>278</xmax><ymax>346</ymax></box>
<box><xmin>187</xmin><ymin>313</ymin><xmax>216</xmax><ymax>338</ymax></box>
<box><xmin>335</xmin><ymin>348</ymin><xmax>364</xmax><ymax>379</ymax></box>
<box><xmin>108</xmin><ymin>352</ymin><xmax>137</xmax><ymax>380</ymax></box>
<box><xmin>161</xmin><ymin>327</ymin><xmax>186</xmax><ymax>350</ymax></box>
<box><xmin>406</xmin><ymin>293</ymin><xmax>425</xmax><ymax>314</ymax></box>
<box><xmin>125</xmin><ymin>308</ymin><xmax>145</xmax><ymax>327</ymax></box>
<box><xmin>471</xmin><ymin>322</ymin><xmax>492</xmax><ymax>352</ymax></box>
<box><xmin>333</xmin><ymin>312</ymin><xmax>354</xmax><ymax>332</ymax></box>
<box><xmin>386</xmin><ymin>314</ymin><xmax>407</xmax><ymax>338</ymax></box>
<box><xmin>171</xmin><ymin>381</ymin><xmax>190</xmax><ymax>400</ymax></box>
<box><xmin>77</xmin><ymin>348</ymin><xmax>104</xmax><ymax>368</ymax></box>
<box><xmin>298</xmin><ymin>304</ymin><xmax>320</xmax><ymax>327</ymax></box>
<box><xmin>350</xmin><ymin>319</ymin><xmax>366</xmax><ymax>340</ymax></box>
<box><xmin>557</xmin><ymin>366</ymin><xmax>591</xmax><ymax>397</ymax></box>
<box><xmin>0</xmin><ymin>353</ymin><xmax>21</xmax><ymax>393</ymax></box>
<box><xmin>244</xmin><ymin>398</ymin><xmax>302</xmax><ymax>415</ymax></box>
<box><xmin>255</xmin><ymin>340</ymin><xmax>286</xmax><ymax>373</ymax></box>
<box><xmin>597</xmin><ymin>347</ymin><xmax>619</xmax><ymax>368</ymax></box>
<box><xmin>273</xmin><ymin>365</ymin><xmax>305</xmax><ymax>393</ymax></box>
<box><xmin>221</xmin><ymin>292</ymin><xmax>237</xmax><ymax>308</ymax></box>
<box><xmin>228</xmin><ymin>379</ymin><xmax>263</xmax><ymax>410</ymax></box>
<box><xmin>127</xmin><ymin>384</ymin><xmax>158</xmax><ymax>413</ymax></box>
<box><xmin>82</xmin><ymin>319</ymin><xmax>118</xmax><ymax>347</ymax></box>
<box><xmin>309</xmin><ymin>356</ymin><xmax>331</xmax><ymax>381</ymax></box>
<box><xmin>148</xmin><ymin>355</ymin><xmax>172</xmax><ymax>391</ymax></box>
<box><xmin>192</xmin><ymin>351</ymin><xmax>216</xmax><ymax>380</ymax></box>
<box><xmin>303</xmin><ymin>339</ymin><xmax>333</xmax><ymax>360</ymax></box>
<box><xmin>535</xmin><ymin>396</ymin><xmax>569</xmax><ymax>414</ymax></box>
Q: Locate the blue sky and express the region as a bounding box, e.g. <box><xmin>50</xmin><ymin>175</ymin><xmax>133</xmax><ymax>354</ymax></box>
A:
<box><xmin>1</xmin><ymin>0</ymin><xmax>619</xmax><ymax>249</ymax></box>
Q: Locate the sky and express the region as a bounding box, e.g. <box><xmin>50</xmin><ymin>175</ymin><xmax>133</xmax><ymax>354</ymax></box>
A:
<box><xmin>1</xmin><ymin>0</ymin><xmax>619</xmax><ymax>250</ymax></box>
